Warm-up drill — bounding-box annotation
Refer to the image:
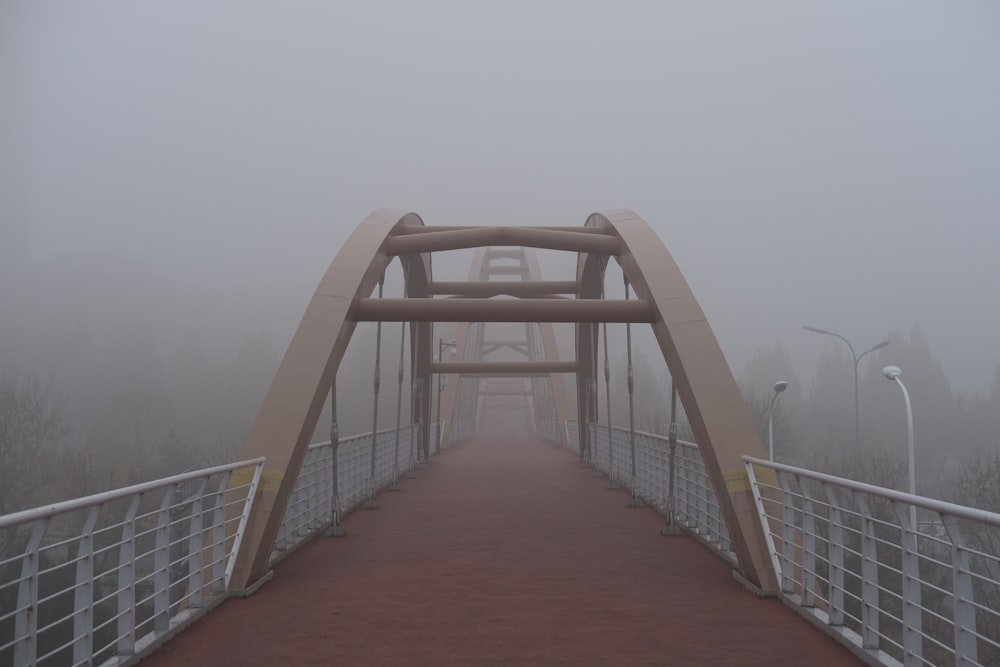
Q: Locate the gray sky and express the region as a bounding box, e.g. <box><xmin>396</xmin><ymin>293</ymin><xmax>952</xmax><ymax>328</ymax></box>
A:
<box><xmin>4</xmin><ymin>1</ymin><xmax>1000</xmax><ymax>390</ymax></box>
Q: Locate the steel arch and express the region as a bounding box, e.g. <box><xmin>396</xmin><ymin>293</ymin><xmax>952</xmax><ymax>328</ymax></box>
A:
<box><xmin>232</xmin><ymin>209</ymin><xmax>775</xmax><ymax>592</ymax></box>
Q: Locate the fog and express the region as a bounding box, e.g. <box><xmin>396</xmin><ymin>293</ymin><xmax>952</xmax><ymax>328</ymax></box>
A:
<box><xmin>2</xmin><ymin>2</ymin><xmax>1000</xmax><ymax>506</ymax></box>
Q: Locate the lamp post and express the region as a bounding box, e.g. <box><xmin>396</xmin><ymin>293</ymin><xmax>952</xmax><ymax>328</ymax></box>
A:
<box><xmin>436</xmin><ymin>339</ymin><xmax>456</xmax><ymax>446</ymax></box>
<box><xmin>768</xmin><ymin>380</ymin><xmax>788</xmax><ymax>461</ymax></box>
<box><xmin>883</xmin><ymin>365</ymin><xmax>917</xmax><ymax>529</ymax></box>
<box><xmin>803</xmin><ymin>326</ymin><xmax>890</xmax><ymax>450</ymax></box>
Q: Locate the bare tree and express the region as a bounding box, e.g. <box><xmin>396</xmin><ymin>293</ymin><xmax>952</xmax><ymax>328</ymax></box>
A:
<box><xmin>0</xmin><ymin>373</ymin><xmax>68</xmax><ymax>515</ymax></box>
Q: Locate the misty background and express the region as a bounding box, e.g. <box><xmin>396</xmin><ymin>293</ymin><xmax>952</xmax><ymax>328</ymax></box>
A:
<box><xmin>2</xmin><ymin>2</ymin><xmax>999</xmax><ymax>512</ymax></box>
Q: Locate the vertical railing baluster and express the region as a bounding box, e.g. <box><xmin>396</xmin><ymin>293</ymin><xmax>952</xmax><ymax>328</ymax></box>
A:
<box><xmin>116</xmin><ymin>495</ymin><xmax>141</xmax><ymax>658</ymax></box>
<box><xmin>153</xmin><ymin>486</ymin><xmax>174</xmax><ymax>633</ymax></box>
<box><xmin>941</xmin><ymin>514</ymin><xmax>978</xmax><ymax>666</ymax></box>
<box><xmin>623</xmin><ymin>277</ymin><xmax>640</xmax><ymax>507</ymax></box>
<box><xmin>391</xmin><ymin>320</ymin><xmax>406</xmax><ymax>490</ymax></box>
<box><xmin>778</xmin><ymin>472</ymin><xmax>798</xmax><ymax>595</ymax></box>
<box><xmin>823</xmin><ymin>483</ymin><xmax>846</xmax><ymax>626</ymax></box>
<box><xmin>365</xmin><ymin>274</ymin><xmax>385</xmax><ymax>509</ymax></box>
<box><xmin>745</xmin><ymin>462</ymin><xmax>782</xmax><ymax>585</ymax></box>
<box><xmin>800</xmin><ymin>482</ymin><xmax>817</xmax><ymax>608</ymax></box>
<box><xmin>853</xmin><ymin>492</ymin><xmax>881</xmax><ymax>650</ymax></box>
<box><xmin>662</xmin><ymin>381</ymin><xmax>679</xmax><ymax>535</ymax></box>
<box><xmin>14</xmin><ymin>518</ymin><xmax>49</xmax><ymax>666</ymax></box>
<box><xmin>892</xmin><ymin>499</ymin><xmax>924</xmax><ymax>665</ymax></box>
<box><xmin>186</xmin><ymin>478</ymin><xmax>208</xmax><ymax>609</ymax></box>
<box><xmin>225</xmin><ymin>463</ymin><xmax>264</xmax><ymax>589</ymax></box>
<box><xmin>328</xmin><ymin>382</ymin><xmax>346</xmax><ymax>536</ymax></box>
<box><xmin>211</xmin><ymin>472</ymin><xmax>233</xmax><ymax>594</ymax></box>
<box><xmin>72</xmin><ymin>505</ymin><xmax>102</xmax><ymax>664</ymax></box>
<box><xmin>602</xmin><ymin>311</ymin><xmax>615</xmax><ymax>488</ymax></box>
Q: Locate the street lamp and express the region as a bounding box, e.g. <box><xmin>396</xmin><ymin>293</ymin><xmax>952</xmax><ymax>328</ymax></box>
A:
<box><xmin>883</xmin><ymin>365</ymin><xmax>917</xmax><ymax>529</ymax></box>
<box><xmin>803</xmin><ymin>326</ymin><xmax>890</xmax><ymax>450</ymax></box>
<box><xmin>768</xmin><ymin>380</ymin><xmax>788</xmax><ymax>461</ymax></box>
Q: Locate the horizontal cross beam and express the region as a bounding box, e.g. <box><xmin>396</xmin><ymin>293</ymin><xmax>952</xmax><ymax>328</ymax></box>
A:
<box><xmin>383</xmin><ymin>227</ymin><xmax>621</xmax><ymax>256</ymax></box>
<box><xmin>431</xmin><ymin>361</ymin><xmax>578</xmax><ymax>374</ymax></box>
<box><xmin>477</xmin><ymin>389</ymin><xmax>534</xmax><ymax>396</ymax></box>
<box><xmin>430</xmin><ymin>281</ymin><xmax>578</xmax><ymax>297</ymax></box>
<box><xmin>392</xmin><ymin>225</ymin><xmax>614</xmax><ymax>236</ymax></box>
<box><xmin>354</xmin><ymin>298</ymin><xmax>654</xmax><ymax>323</ymax></box>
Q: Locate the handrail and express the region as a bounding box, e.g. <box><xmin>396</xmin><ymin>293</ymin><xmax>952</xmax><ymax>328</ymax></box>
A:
<box><xmin>564</xmin><ymin>419</ymin><xmax>734</xmax><ymax>564</ymax></box>
<box><xmin>0</xmin><ymin>458</ymin><xmax>266</xmax><ymax>666</ymax></box>
<box><xmin>0</xmin><ymin>458</ymin><xmax>266</xmax><ymax>530</ymax></box>
<box><xmin>744</xmin><ymin>455</ymin><xmax>1000</xmax><ymax>526</ymax></box>
<box><xmin>745</xmin><ymin>455</ymin><xmax>1000</xmax><ymax>665</ymax></box>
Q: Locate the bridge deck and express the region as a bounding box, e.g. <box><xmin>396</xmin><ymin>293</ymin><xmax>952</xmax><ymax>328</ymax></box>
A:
<box><xmin>145</xmin><ymin>439</ymin><xmax>860</xmax><ymax>666</ymax></box>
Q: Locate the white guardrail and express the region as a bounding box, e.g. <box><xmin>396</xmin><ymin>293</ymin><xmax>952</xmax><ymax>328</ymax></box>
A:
<box><xmin>564</xmin><ymin>420</ymin><xmax>735</xmax><ymax>565</ymax></box>
<box><xmin>0</xmin><ymin>422</ymin><xmax>440</xmax><ymax>667</ymax></box>
<box><xmin>0</xmin><ymin>459</ymin><xmax>265</xmax><ymax>667</ymax></box>
<box><xmin>270</xmin><ymin>422</ymin><xmax>441</xmax><ymax>562</ymax></box>
<box><xmin>745</xmin><ymin>456</ymin><xmax>1000</xmax><ymax>667</ymax></box>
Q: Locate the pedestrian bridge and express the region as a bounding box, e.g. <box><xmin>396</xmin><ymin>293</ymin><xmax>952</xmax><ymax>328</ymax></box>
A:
<box><xmin>2</xmin><ymin>211</ymin><xmax>999</xmax><ymax>666</ymax></box>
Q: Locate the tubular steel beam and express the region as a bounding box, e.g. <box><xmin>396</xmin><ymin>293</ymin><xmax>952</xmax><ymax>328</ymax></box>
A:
<box><xmin>484</xmin><ymin>249</ymin><xmax>524</xmax><ymax>260</ymax></box>
<box><xmin>392</xmin><ymin>225</ymin><xmax>614</xmax><ymax>236</ymax></box>
<box><xmin>483</xmin><ymin>266</ymin><xmax>528</xmax><ymax>275</ymax></box>
<box><xmin>431</xmin><ymin>361</ymin><xmax>578</xmax><ymax>374</ymax></box>
<box><xmin>445</xmin><ymin>373</ymin><xmax>557</xmax><ymax>378</ymax></box>
<box><xmin>430</xmin><ymin>281</ymin><xmax>578</xmax><ymax>297</ymax></box>
<box><xmin>478</xmin><ymin>389</ymin><xmax>534</xmax><ymax>396</ymax></box>
<box><xmin>354</xmin><ymin>298</ymin><xmax>654</xmax><ymax>323</ymax></box>
<box><xmin>383</xmin><ymin>226</ymin><xmax>621</xmax><ymax>256</ymax></box>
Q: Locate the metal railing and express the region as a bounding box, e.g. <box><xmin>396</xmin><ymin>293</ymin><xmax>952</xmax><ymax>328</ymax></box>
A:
<box><xmin>745</xmin><ymin>456</ymin><xmax>1000</xmax><ymax>667</ymax></box>
<box><xmin>0</xmin><ymin>420</ymin><xmax>439</xmax><ymax>667</ymax></box>
<box><xmin>270</xmin><ymin>422</ymin><xmax>440</xmax><ymax>562</ymax></box>
<box><xmin>0</xmin><ymin>459</ymin><xmax>264</xmax><ymax>667</ymax></box>
<box><xmin>564</xmin><ymin>420</ymin><xmax>735</xmax><ymax>565</ymax></box>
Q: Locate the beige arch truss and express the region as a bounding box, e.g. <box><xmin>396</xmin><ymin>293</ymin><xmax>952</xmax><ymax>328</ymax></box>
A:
<box><xmin>232</xmin><ymin>210</ymin><xmax>775</xmax><ymax>593</ymax></box>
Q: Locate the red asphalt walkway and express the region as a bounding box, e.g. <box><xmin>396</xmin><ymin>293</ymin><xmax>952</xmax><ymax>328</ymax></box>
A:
<box><xmin>144</xmin><ymin>438</ymin><xmax>860</xmax><ymax>666</ymax></box>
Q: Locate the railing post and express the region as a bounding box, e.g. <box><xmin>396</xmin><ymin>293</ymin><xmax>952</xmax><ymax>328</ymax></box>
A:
<box><xmin>211</xmin><ymin>472</ymin><xmax>233</xmax><ymax>594</ymax></box>
<box><xmin>891</xmin><ymin>499</ymin><xmax>924</xmax><ymax>666</ymax></box>
<box><xmin>624</xmin><ymin>277</ymin><xmax>641</xmax><ymax>507</ymax></box>
<box><xmin>799</xmin><ymin>482</ymin><xmax>817</xmax><ymax>608</ymax></box>
<box><xmin>365</xmin><ymin>274</ymin><xmax>385</xmax><ymax>509</ymax></box>
<box><xmin>327</xmin><ymin>381</ymin><xmax>346</xmax><ymax>536</ymax></box>
<box><xmin>591</xmin><ymin>381</ymin><xmax>604</xmax><ymax>478</ymax></box>
<box><xmin>169</xmin><ymin>483</ymin><xmax>191</xmax><ymax>616</ymax></box>
<box><xmin>14</xmin><ymin>518</ymin><xmax>49</xmax><ymax>666</ymax></box>
<box><xmin>602</xmin><ymin>318</ymin><xmax>616</xmax><ymax>489</ymax></box>
<box><xmin>116</xmin><ymin>496</ymin><xmax>141</xmax><ymax>657</ymax></box>
<box><xmin>940</xmin><ymin>514</ymin><xmax>979</xmax><ymax>666</ymax></box>
<box><xmin>390</xmin><ymin>321</ymin><xmax>406</xmax><ymax>491</ymax></box>
<box><xmin>745</xmin><ymin>462</ymin><xmax>783</xmax><ymax>586</ymax></box>
<box><xmin>406</xmin><ymin>421</ymin><xmax>418</xmax><ymax>478</ymax></box>
<box><xmin>580</xmin><ymin>379</ymin><xmax>593</xmax><ymax>467</ymax></box>
<box><xmin>72</xmin><ymin>505</ymin><xmax>102</xmax><ymax>665</ymax></box>
<box><xmin>308</xmin><ymin>453</ymin><xmax>319</xmax><ymax>530</ymax></box>
<box><xmin>153</xmin><ymin>486</ymin><xmax>175</xmax><ymax>633</ymax></box>
<box><xmin>225</xmin><ymin>463</ymin><xmax>264</xmax><ymax>590</ymax></box>
<box><xmin>662</xmin><ymin>381</ymin><xmax>680</xmax><ymax>535</ymax></box>
<box><xmin>778</xmin><ymin>473</ymin><xmax>798</xmax><ymax>595</ymax></box>
<box><xmin>187</xmin><ymin>478</ymin><xmax>208</xmax><ymax>609</ymax></box>
<box><xmin>823</xmin><ymin>483</ymin><xmax>846</xmax><ymax>626</ymax></box>
<box><xmin>415</xmin><ymin>378</ymin><xmax>427</xmax><ymax>468</ymax></box>
<box><xmin>853</xmin><ymin>492</ymin><xmax>881</xmax><ymax>651</ymax></box>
